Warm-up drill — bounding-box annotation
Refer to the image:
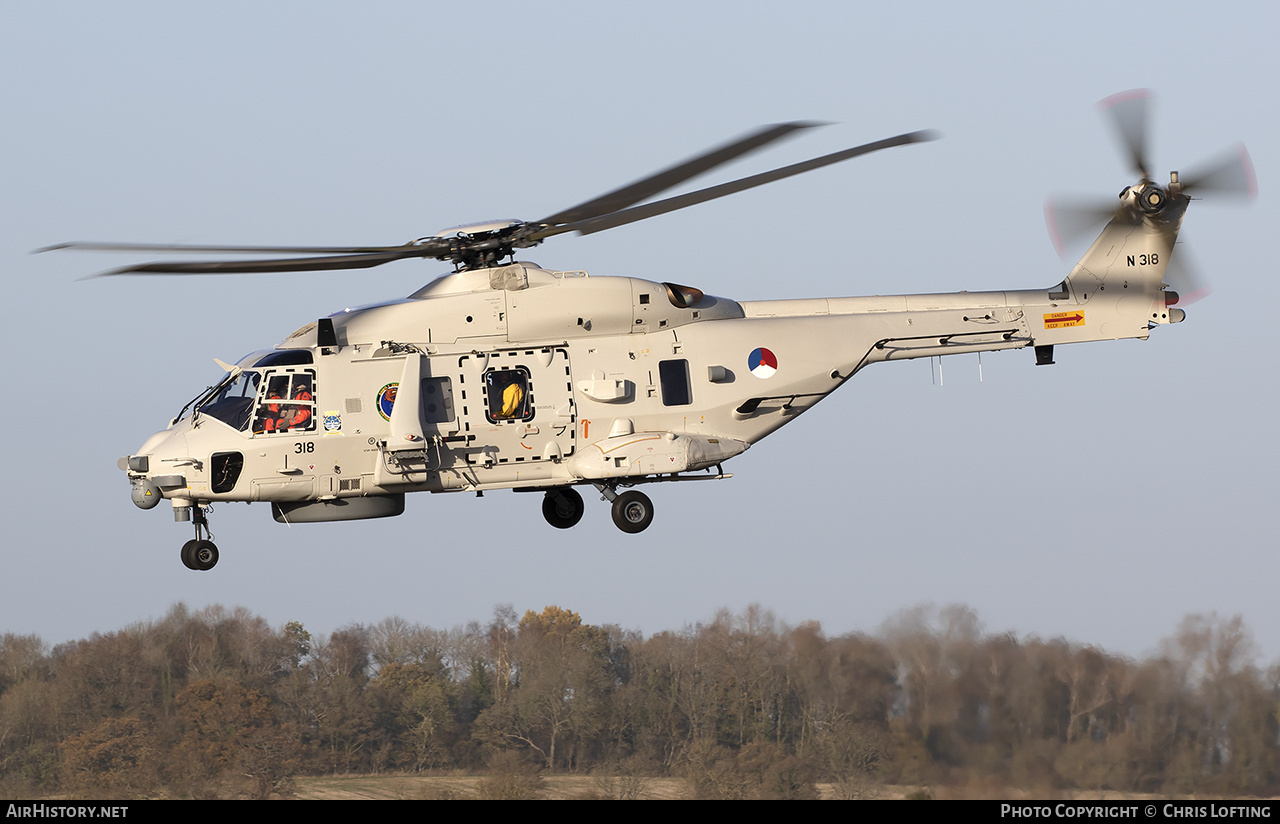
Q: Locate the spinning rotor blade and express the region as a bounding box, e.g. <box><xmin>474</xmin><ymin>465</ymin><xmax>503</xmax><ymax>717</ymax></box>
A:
<box><xmin>1043</xmin><ymin>197</ymin><xmax>1117</xmax><ymax>258</ymax></box>
<box><xmin>39</xmin><ymin>241</ymin><xmax>416</xmax><ymax>255</ymax></box>
<box><xmin>1099</xmin><ymin>89</ymin><xmax>1153</xmax><ymax>180</ymax></box>
<box><xmin>47</xmin><ymin>122</ymin><xmax>938</xmax><ymax>275</ymax></box>
<box><xmin>92</xmin><ymin>249</ymin><xmax>440</xmax><ymax>277</ymax></box>
<box><xmin>1181</xmin><ymin>144</ymin><xmax>1257</xmax><ymax>199</ymax></box>
<box><xmin>554</xmin><ymin>130</ymin><xmax>939</xmax><ymax>237</ymax></box>
<box><xmin>538</xmin><ymin>121</ymin><xmax>821</xmax><ymax>226</ymax></box>
<box><xmin>1163</xmin><ymin>242</ymin><xmax>1212</xmax><ymax>306</ymax></box>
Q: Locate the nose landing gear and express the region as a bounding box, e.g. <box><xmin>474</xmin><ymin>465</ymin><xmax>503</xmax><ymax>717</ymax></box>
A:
<box><xmin>180</xmin><ymin>539</ymin><xmax>219</xmax><ymax>571</ymax></box>
<box><xmin>179</xmin><ymin>506</ymin><xmax>219</xmax><ymax>571</ymax></box>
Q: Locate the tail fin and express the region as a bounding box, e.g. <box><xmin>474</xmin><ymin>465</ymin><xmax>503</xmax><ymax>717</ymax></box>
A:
<box><xmin>1042</xmin><ymin>183</ymin><xmax>1187</xmax><ymax>345</ymax></box>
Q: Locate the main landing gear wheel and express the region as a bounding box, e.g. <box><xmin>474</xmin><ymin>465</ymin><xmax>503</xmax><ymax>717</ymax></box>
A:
<box><xmin>611</xmin><ymin>490</ymin><xmax>654</xmax><ymax>534</ymax></box>
<box><xmin>180</xmin><ymin>539</ymin><xmax>219</xmax><ymax>571</ymax></box>
<box><xmin>542</xmin><ymin>487</ymin><xmax>585</xmax><ymax>529</ymax></box>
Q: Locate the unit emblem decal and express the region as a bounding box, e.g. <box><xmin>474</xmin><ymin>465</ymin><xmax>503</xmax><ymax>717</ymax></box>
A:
<box><xmin>376</xmin><ymin>383</ymin><xmax>399</xmax><ymax>421</ymax></box>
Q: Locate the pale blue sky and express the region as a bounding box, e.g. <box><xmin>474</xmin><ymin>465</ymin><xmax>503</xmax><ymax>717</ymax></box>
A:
<box><xmin>3</xmin><ymin>1</ymin><xmax>1277</xmax><ymax>661</ymax></box>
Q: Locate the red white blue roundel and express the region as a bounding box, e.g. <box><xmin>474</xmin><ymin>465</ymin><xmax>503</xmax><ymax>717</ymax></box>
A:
<box><xmin>748</xmin><ymin>347</ymin><xmax>777</xmax><ymax>379</ymax></box>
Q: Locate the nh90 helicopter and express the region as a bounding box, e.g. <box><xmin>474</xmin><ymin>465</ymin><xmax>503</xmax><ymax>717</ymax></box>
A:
<box><xmin>46</xmin><ymin>91</ymin><xmax>1253</xmax><ymax>570</ymax></box>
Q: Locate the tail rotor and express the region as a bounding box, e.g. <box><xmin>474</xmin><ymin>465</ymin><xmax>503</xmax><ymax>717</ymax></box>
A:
<box><xmin>1044</xmin><ymin>90</ymin><xmax>1256</xmax><ymax>306</ymax></box>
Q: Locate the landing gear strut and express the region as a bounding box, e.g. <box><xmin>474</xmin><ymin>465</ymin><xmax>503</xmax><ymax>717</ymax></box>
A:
<box><xmin>541</xmin><ymin>487</ymin><xmax>585</xmax><ymax>529</ymax></box>
<box><xmin>180</xmin><ymin>506</ymin><xmax>219</xmax><ymax>571</ymax></box>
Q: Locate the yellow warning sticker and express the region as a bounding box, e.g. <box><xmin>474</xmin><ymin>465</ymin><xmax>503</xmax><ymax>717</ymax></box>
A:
<box><xmin>1043</xmin><ymin>311</ymin><xmax>1085</xmax><ymax>329</ymax></box>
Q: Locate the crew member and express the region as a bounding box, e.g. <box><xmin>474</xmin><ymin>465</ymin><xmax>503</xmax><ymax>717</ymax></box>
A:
<box><xmin>499</xmin><ymin>374</ymin><xmax>523</xmax><ymax>418</ymax></box>
<box><xmin>288</xmin><ymin>382</ymin><xmax>313</xmax><ymax>430</ymax></box>
<box><xmin>256</xmin><ymin>391</ymin><xmax>283</xmax><ymax>433</ymax></box>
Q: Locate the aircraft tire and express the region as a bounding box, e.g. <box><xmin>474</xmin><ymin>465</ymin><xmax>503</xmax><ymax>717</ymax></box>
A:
<box><xmin>542</xmin><ymin>487</ymin><xmax>585</xmax><ymax>529</ymax></box>
<box><xmin>180</xmin><ymin>540</ymin><xmax>200</xmax><ymax>570</ymax></box>
<box><xmin>190</xmin><ymin>540</ymin><xmax>219</xmax><ymax>571</ymax></box>
<box><xmin>611</xmin><ymin>490</ymin><xmax>654</xmax><ymax>534</ymax></box>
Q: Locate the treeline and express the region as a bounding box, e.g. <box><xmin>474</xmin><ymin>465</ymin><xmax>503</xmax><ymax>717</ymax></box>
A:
<box><xmin>1</xmin><ymin>603</ymin><xmax>1277</xmax><ymax>799</ymax></box>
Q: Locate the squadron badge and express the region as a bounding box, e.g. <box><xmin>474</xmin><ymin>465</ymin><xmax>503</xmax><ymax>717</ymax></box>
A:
<box><xmin>376</xmin><ymin>383</ymin><xmax>399</xmax><ymax>421</ymax></box>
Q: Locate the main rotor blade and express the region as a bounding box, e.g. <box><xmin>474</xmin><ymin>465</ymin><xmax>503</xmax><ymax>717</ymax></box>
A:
<box><xmin>537</xmin><ymin>121</ymin><xmax>822</xmax><ymax>226</ymax></box>
<box><xmin>554</xmin><ymin>130</ymin><xmax>939</xmax><ymax>237</ymax></box>
<box><xmin>1099</xmin><ymin>89</ymin><xmax>1152</xmax><ymax>181</ymax></box>
<box><xmin>91</xmin><ymin>250</ymin><xmax>431</xmax><ymax>277</ymax></box>
<box><xmin>38</xmin><ymin>241</ymin><xmax>416</xmax><ymax>255</ymax></box>
<box><xmin>1181</xmin><ymin>144</ymin><xmax>1257</xmax><ymax>199</ymax></box>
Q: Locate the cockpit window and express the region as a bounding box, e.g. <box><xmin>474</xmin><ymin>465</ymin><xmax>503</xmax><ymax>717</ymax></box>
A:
<box><xmin>198</xmin><ymin>370</ymin><xmax>262</xmax><ymax>431</ymax></box>
<box><xmin>253</xmin><ymin>369</ymin><xmax>317</xmax><ymax>435</ymax></box>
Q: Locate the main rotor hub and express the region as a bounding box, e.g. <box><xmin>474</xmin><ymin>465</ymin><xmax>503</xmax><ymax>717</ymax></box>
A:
<box><xmin>430</xmin><ymin>219</ymin><xmax>525</xmax><ymax>238</ymax></box>
<box><xmin>426</xmin><ymin>220</ymin><xmax>537</xmax><ymax>270</ymax></box>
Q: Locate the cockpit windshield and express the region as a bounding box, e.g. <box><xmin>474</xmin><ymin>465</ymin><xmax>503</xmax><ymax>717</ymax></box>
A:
<box><xmin>196</xmin><ymin>370</ymin><xmax>262</xmax><ymax>431</ymax></box>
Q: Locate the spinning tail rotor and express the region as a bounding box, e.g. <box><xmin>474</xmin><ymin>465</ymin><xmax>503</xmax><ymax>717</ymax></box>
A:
<box><xmin>1045</xmin><ymin>89</ymin><xmax>1256</xmax><ymax>306</ymax></box>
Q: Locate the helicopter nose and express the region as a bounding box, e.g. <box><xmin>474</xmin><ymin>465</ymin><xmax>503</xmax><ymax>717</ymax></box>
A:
<box><xmin>120</xmin><ymin>427</ymin><xmax>190</xmax><ymax>511</ymax></box>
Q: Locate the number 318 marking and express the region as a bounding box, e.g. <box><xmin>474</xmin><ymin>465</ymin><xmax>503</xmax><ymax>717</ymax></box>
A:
<box><xmin>294</xmin><ymin>442</ymin><xmax>314</xmax><ymax>453</ymax></box>
<box><xmin>1127</xmin><ymin>253</ymin><xmax>1159</xmax><ymax>266</ymax></box>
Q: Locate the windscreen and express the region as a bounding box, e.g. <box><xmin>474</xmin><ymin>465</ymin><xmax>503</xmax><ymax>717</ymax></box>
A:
<box><xmin>197</xmin><ymin>370</ymin><xmax>261</xmax><ymax>431</ymax></box>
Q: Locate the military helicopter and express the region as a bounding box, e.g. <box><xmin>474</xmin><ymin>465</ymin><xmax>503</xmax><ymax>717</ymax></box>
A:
<box><xmin>46</xmin><ymin>91</ymin><xmax>1253</xmax><ymax>571</ymax></box>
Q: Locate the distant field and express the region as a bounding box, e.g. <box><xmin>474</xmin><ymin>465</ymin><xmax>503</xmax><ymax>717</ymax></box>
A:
<box><xmin>292</xmin><ymin>774</ymin><xmax>688</xmax><ymax>801</ymax></box>
<box><xmin>291</xmin><ymin>775</ymin><xmax>931</xmax><ymax>800</ymax></box>
<box><xmin>290</xmin><ymin>776</ymin><xmax>1212</xmax><ymax>801</ymax></box>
